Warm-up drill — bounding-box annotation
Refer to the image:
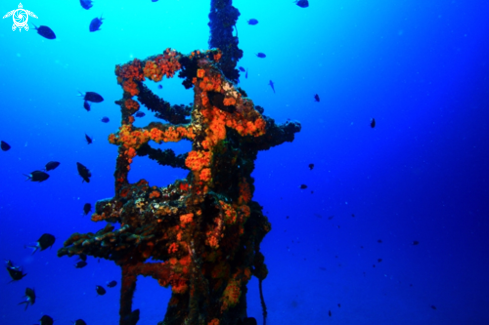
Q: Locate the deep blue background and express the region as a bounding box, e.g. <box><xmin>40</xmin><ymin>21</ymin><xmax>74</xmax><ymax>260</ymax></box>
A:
<box><xmin>1</xmin><ymin>0</ymin><xmax>488</xmax><ymax>324</ymax></box>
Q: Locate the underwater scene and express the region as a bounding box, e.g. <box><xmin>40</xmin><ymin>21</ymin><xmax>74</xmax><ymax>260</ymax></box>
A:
<box><xmin>1</xmin><ymin>0</ymin><xmax>488</xmax><ymax>324</ymax></box>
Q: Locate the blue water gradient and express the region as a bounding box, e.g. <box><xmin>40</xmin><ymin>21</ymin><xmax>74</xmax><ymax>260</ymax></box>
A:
<box><xmin>1</xmin><ymin>0</ymin><xmax>488</xmax><ymax>324</ymax></box>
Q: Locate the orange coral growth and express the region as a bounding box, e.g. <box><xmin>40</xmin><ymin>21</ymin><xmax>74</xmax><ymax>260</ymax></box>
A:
<box><xmin>115</xmin><ymin>125</ymin><xmax>151</xmax><ymax>149</ymax></box>
<box><xmin>170</xmin><ymin>277</ymin><xmax>188</xmax><ymax>294</ymax></box>
<box><xmin>201</xmin><ymin>91</ymin><xmax>210</xmax><ymax>107</ymax></box>
<box><xmin>220</xmin><ymin>200</ymin><xmax>237</xmax><ymax>224</ymax></box>
<box><xmin>168</xmin><ymin>242</ymin><xmax>179</xmax><ymax>254</ymax></box>
<box><xmin>213</xmin><ymin>51</ymin><xmax>222</xmax><ymax>62</ymax></box>
<box><xmin>149</xmin><ymin>126</ymin><xmax>194</xmax><ymax>143</ymax></box>
<box><xmin>154</xmin><ymin>51</ymin><xmax>182</xmax><ymax>79</ymax></box>
<box><xmin>91</xmin><ymin>213</ymin><xmax>106</xmax><ymax>222</ymax></box>
<box><xmin>243</xmin><ymin>267</ymin><xmax>252</xmax><ymax>280</ymax></box>
<box><xmin>238</xmin><ymin>178</ymin><xmax>251</xmax><ymax>204</ymax></box>
<box><xmin>207</xmin><ymin>233</ymin><xmax>220</xmax><ymax>248</ymax></box>
<box><xmin>179</xmin><ymin>182</ymin><xmax>189</xmax><ymax>191</ymax></box>
<box><xmin>142</xmin><ymin>242</ymin><xmax>154</xmax><ymax>259</ymax></box>
<box><xmin>122</xmin><ymin>79</ymin><xmax>139</xmax><ymax>97</ymax></box>
<box><xmin>149</xmin><ymin>127</ymin><xmax>164</xmax><ymax>142</ymax></box>
<box><xmin>254</xmin><ymin>117</ymin><xmax>267</xmax><ymax>134</ymax></box>
<box><xmin>143</xmin><ymin>60</ymin><xmax>163</xmax><ymax>82</ymax></box>
<box><xmin>185</xmin><ymin>150</ymin><xmax>212</xmax><ymax>172</ymax></box>
<box><xmin>239</xmin><ymin>205</ymin><xmax>250</xmax><ymax>218</ymax></box>
<box><xmin>108</xmin><ymin>133</ymin><xmax>117</xmax><ymax>144</ymax></box>
<box><xmin>221</xmin><ymin>278</ymin><xmax>241</xmax><ymax>312</ymax></box>
<box><xmin>163</xmin><ymin>127</ymin><xmax>185</xmax><ymax>142</ymax></box>
<box><xmin>223</xmin><ymin>97</ymin><xmax>236</xmax><ymax>106</ymax></box>
<box><xmin>124</xmin><ymin>99</ymin><xmax>140</xmax><ymax>111</ymax></box>
<box><xmin>115</xmin><ymin>59</ymin><xmax>144</xmax><ymax>81</ymax></box>
<box><xmin>199</xmin><ymin>168</ymin><xmax>212</xmax><ymax>182</ymax></box>
<box><xmin>179</xmin><ymin>213</ymin><xmax>194</xmax><ymax>227</ymax></box>
<box><xmin>226</xmin><ymin>116</ymin><xmax>267</xmax><ymax>137</ymax></box>
<box><xmin>200</xmin><ymin>107</ymin><xmax>227</xmax><ymax>149</ymax></box>
<box><xmin>119</xmin><ymin>187</ymin><xmax>130</xmax><ymax>198</ymax></box>
<box><xmin>197</xmin><ymin>69</ymin><xmax>205</xmax><ymax>78</ymax></box>
<box><xmin>179</xmin><ymin>255</ymin><xmax>191</xmax><ymax>267</ymax></box>
<box><xmin>125</xmin><ymin>147</ymin><xmax>137</xmax><ymax>159</ymax></box>
<box><xmin>64</xmin><ymin>48</ymin><xmax>278</xmax><ymax>324</ymax></box>
<box><xmin>199</xmin><ymin>74</ymin><xmax>222</xmax><ymax>92</ymax></box>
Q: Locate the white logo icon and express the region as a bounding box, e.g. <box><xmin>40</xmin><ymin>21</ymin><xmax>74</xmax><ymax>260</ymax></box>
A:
<box><xmin>3</xmin><ymin>3</ymin><xmax>37</xmax><ymax>32</ymax></box>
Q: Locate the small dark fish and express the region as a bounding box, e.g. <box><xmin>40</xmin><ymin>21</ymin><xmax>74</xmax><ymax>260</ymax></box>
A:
<box><xmin>308</xmin><ymin>163</ymin><xmax>314</xmax><ymax>170</ymax></box>
<box><xmin>135</xmin><ymin>111</ymin><xmax>145</xmax><ymax>118</ymax></box>
<box><xmin>107</xmin><ymin>280</ymin><xmax>117</xmax><ymax>288</ymax></box>
<box><xmin>123</xmin><ymin>309</ymin><xmax>140</xmax><ymax>325</ymax></box>
<box><xmin>80</xmin><ymin>0</ymin><xmax>93</xmax><ymax>10</ymax></box>
<box><xmin>247</xmin><ymin>19</ymin><xmax>258</xmax><ymax>25</ymax></box>
<box><xmin>295</xmin><ymin>0</ymin><xmax>309</xmax><ymax>8</ymax></box>
<box><xmin>28</xmin><ymin>233</ymin><xmax>56</xmax><ymax>253</ymax></box>
<box><xmin>6</xmin><ymin>266</ymin><xmax>27</xmax><ymax>281</ymax></box>
<box><xmin>1</xmin><ymin>140</ymin><xmax>11</xmax><ymax>151</ymax></box>
<box><xmin>238</xmin><ymin>66</ymin><xmax>246</xmax><ymax>72</ymax></box>
<box><xmin>83</xmin><ymin>203</ymin><xmax>92</xmax><ymax>215</ymax></box>
<box><xmin>39</xmin><ymin>315</ymin><xmax>54</xmax><ymax>325</ymax></box>
<box><xmin>256</xmin><ymin>53</ymin><xmax>266</xmax><ymax>58</ymax></box>
<box><xmin>351</xmin><ymin>213</ymin><xmax>355</xmax><ymax>217</ymax></box>
<box><xmin>413</xmin><ymin>240</ymin><xmax>419</xmax><ymax>245</ymax></box>
<box><xmin>5</xmin><ymin>260</ymin><xmax>19</xmax><ymax>270</ymax></box>
<box><xmin>89</xmin><ymin>16</ymin><xmax>104</xmax><ymax>32</ymax></box>
<box><xmin>300</xmin><ymin>184</ymin><xmax>307</xmax><ymax>189</ymax></box>
<box><xmin>245</xmin><ymin>69</ymin><xmax>248</xmax><ymax>78</ymax></box>
<box><xmin>75</xmin><ymin>261</ymin><xmax>87</xmax><ymax>268</ymax></box>
<box><xmin>83</xmin><ymin>100</ymin><xmax>91</xmax><ymax>112</ymax></box>
<box><xmin>24</xmin><ymin>170</ymin><xmax>50</xmax><ymax>182</ymax></box>
<box><xmin>338</xmin><ymin>303</ymin><xmax>341</xmax><ymax>307</ymax></box>
<box><xmin>19</xmin><ymin>287</ymin><xmax>35</xmax><ymax>310</ymax></box>
<box><xmin>152</xmin><ymin>0</ymin><xmax>159</xmax><ymax>2</ymax></box>
<box><xmin>269</xmin><ymin>80</ymin><xmax>275</xmax><ymax>93</ymax></box>
<box><xmin>72</xmin><ymin>319</ymin><xmax>87</xmax><ymax>325</ymax></box>
<box><xmin>328</xmin><ymin>216</ymin><xmax>334</xmax><ymax>220</ymax></box>
<box><xmin>370</xmin><ymin>118</ymin><xmax>376</xmax><ymax>128</ymax></box>
<box><xmin>77</xmin><ymin>162</ymin><xmax>92</xmax><ymax>183</ymax></box>
<box><xmin>378</xmin><ymin>258</ymin><xmax>382</xmax><ymax>263</ymax></box>
<box><xmin>81</xmin><ymin>91</ymin><xmax>104</xmax><ymax>103</ymax></box>
<box><xmin>328</xmin><ymin>310</ymin><xmax>332</xmax><ymax>317</ymax></box>
<box><xmin>96</xmin><ymin>285</ymin><xmax>106</xmax><ymax>295</ymax></box>
<box><xmin>157</xmin><ymin>84</ymin><xmax>163</xmax><ymax>89</ymax></box>
<box><xmin>101</xmin><ymin>116</ymin><xmax>110</xmax><ymax>123</ymax></box>
<box><xmin>85</xmin><ymin>134</ymin><xmax>93</xmax><ymax>144</ymax></box>
<box><xmin>377</xmin><ymin>239</ymin><xmax>382</xmax><ymax>243</ymax></box>
<box><xmin>34</xmin><ymin>25</ymin><xmax>56</xmax><ymax>39</ymax></box>
<box><xmin>314</xmin><ymin>94</ymin><xmax>320</xmax><ymax>102</ymax></box>
<box><xmin>45</xmin><ymin>161</ymin><xmax>60</xmax><ymax>171</ymax></box>
<box><xmin>430</xmin><ymin>305</ymin><xmax>437</xmax><ymax>310</ymax></box>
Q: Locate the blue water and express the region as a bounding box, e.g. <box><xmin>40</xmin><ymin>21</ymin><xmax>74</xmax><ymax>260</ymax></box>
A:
<box><xmin>1</xmin><ymin>0</ymin><xmax>488</xmax><ymax>324</ymax></box>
